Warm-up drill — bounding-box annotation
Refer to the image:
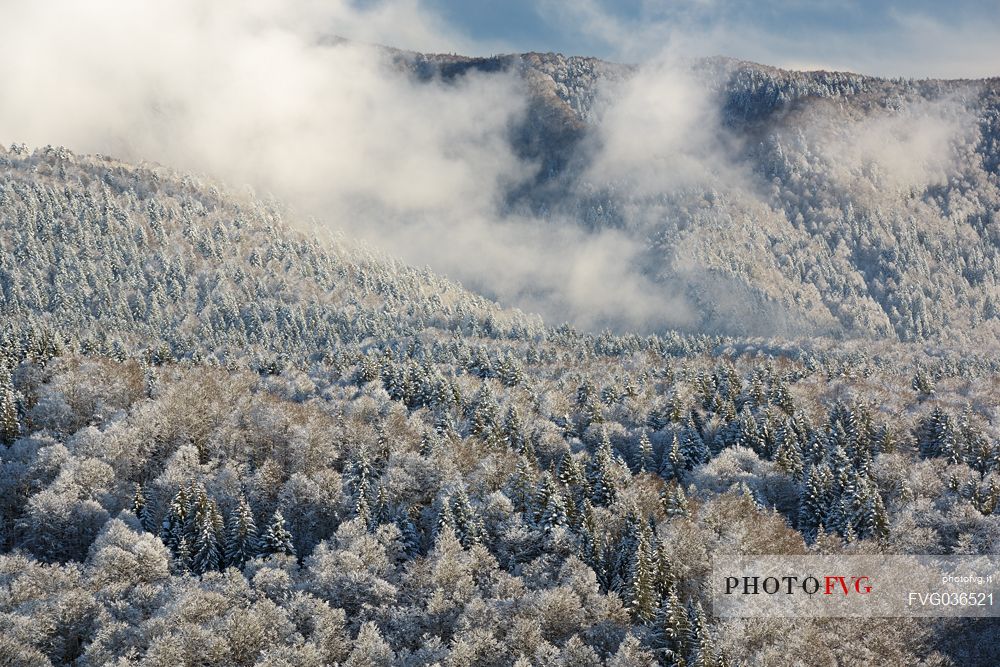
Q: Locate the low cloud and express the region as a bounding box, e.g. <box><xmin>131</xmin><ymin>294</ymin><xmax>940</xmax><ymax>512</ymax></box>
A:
<box><xmin>0</xmin><ymin>0</ymin><xmax>986</xmax><ymax>338</ymax></box>
<box><xmin>0</xmin><ymin>0</ymin><xmax>699</xmax><ymax>332</ymax></box>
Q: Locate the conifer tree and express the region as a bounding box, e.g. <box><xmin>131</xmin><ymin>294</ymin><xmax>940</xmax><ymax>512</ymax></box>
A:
<box><xmin>373</xmin><ymin>483</ymin><xmax>391</xmax><ymax>527</ymax></box>
<box><xmin>589</xmin><ymin>430</ymin><xmax>618</xmax><ymax>506</ymax></box>
<box><xmin>627</xmin><ymin>522</ymin><xmax>657</xmax><ymax>623</ymax></box>
<box><xmin>870</xmin><ymin>487</ymin><xmax>890</xmax><ymax>541</ymax></box>
<box><xmin>610</xmin><ymin>509</ymin><xmax>641</xmax><ymax>596</ymax></box>
<box><xmin>172</xmin><ymin>535</ymin><xmax>191</xmax><ymax>574</ymax></box>
<box><xmin>772</xmin><ymin>380</ymin><xmax>795</xmax><ymax>415</ymax></box>
<box><xmin>798</xmin><ymin>465</ymin><xmax>831</xmax><ymax>539</ymax></box>
<box><xmin>419</xmin><ymin>430</ymin><xmax>437</xmax><ymax>458</ymax></box>
<box><xmin>355</xmin><ymin>490</ymin><xmax>373</xmax><ymax>530</ymax></box>
<box><xmin>451</xmin><ymin>487</ymin><xmax>483</xmax><ymax>547</ymax></box>
<box><xmin>132</xmin><ymin>483</ymin><xmax>148</xmax><ymax>529</ymax></box>
<box><xmin>577</xmin><ymin>499</ymin><xmax>604</xmax><ymax>581</ymax></box>
<box><xmin>0</xmin><ymin>367</ymin><xmax>17</xmax><ymax>447</ymax></box>
<box><xmin>654</xmin><ymin>542</ymin><xmax>675</xmax><ymax>599</ymax></box>
<box><xmin>434</xmin><ymin>496</ymin><xmax>456</xmax><ymax>539</ymax></box>
<box><xmin>661</xmin><ymin>434</ymin><xmax>686</xmax><ymax>480</ymax></box>
<box><xmin>652</xmin><ymin>587</ymin><xmax>691</xmax><ymax>666</ymax></box>
<box><xmin>679</xmin><ymin>421</ymin><xmax>710</xmax><ymax>467</ymax></box>
<box><xmin>688</xmin><ymin>600</ymin><xmax>715</xmax><ymax>667</ymax></box>
<box><xmin>502</xmin><ymin>404</ymin><xmax>524</xmax><ymax>451</ymax></box>
<box><xmin>259</xmin><ymin>510</ymin><xmax>296</xmax><ymax>558</ymax></box>
<box><xmin>225</xmin><ymin>495</ymin><xmax>258</xmax><ymax>568</ymax></box>
<box><xmin>190</xmin><ymin>491</ymin><xmax>222</xmax><ymax>574</ymax></box>
<box><xmin>160</xmin><ymin>487</ymin><xmax>189</xmax><ymax>554</ymax></box>
<box><xmin>638</xmin><ymin>431</ymin><xmax>653</xmax><ymax>471</ymax></box>
<box><xmin>510</xmin><ymin>457</ymin><xmax>536</xmax><ymax>514</ymax></box>
<box><xmin>775</xmin><ymin>425</ymin><xmax>804</xmax><ymax>478</ymax></box>
<box><xmin>662</xmin><ymin>482</ymin><xmax>690</xmax><ymax>519</ymax></box>
<box><xmin>398</xmin><ymin>506</ymin><xmax>422</xmax><ymax>558</ymax></box>
<box><xmin>470</xmin><ymin>383</ymin><xmax>500</xmax><ymax>437</ymax></box>
<box><xmin>537</xmin><ymin>481</ymin><xmax>569</xmax><ymax>533</ymax></box>
<box><xmin>191</xmin><ymin>514</ymin><xmax>222</xmax><ymax>574</ymax></box>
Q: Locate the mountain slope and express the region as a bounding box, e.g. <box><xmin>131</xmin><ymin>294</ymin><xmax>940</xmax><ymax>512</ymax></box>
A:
<box><xmin>394</xmin><ymin>50</ymin><xmax>1000</xmax><ymax>343</ymax></box>
<box><xmin>1</xmin><ymin>145</ymin><xmax>999</xmax><ymax>665</ymax></box>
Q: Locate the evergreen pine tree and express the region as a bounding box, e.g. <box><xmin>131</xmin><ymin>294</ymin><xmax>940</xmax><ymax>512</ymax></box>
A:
<box><xmin>627</xmin><ymin>522</ymin><xmax>657</xmax><ymax>623</ymax></box>
<box><xmin>654</xmin><ymin>541</ymin><xmax>675</xmax><ymax>599</ymax></box>
<box><xmin>470</xmin><ymin>383</ymin><xmax>500</xmax><ymax>436</ymax></box>
<box><xmin>578</xmin><ymin>499</ymin><xmax>605</xmax><ymax>582</ymax></box>
<box><xmin>610</xmin><ymin>508</ymin><xmax>642</xmax><ymax>596</ymax></box>
<box><xmin>510</xmin><ymin>457</ymin><xmax>535</xmax><ymax>515</ymax></box>
<box><xmin>373</xmin><ymin>483</ymin><xmax>391</xmax><ymax>526</ymax></box>
<box><xmin>132</xmin><ymin>483</ymin><xmax>149</xmax><ymax>531</ymax></box>
<box><xmin>172</xmin><ymin>535</ymin><xmax>191</xmax><ymax>574</ymax></box>
<box><xmin>798</xmin><ymin>465</ymin><xmax>831</xmax><ymax>539</ymax></box>
<box><xmin>679</xmin><ymin>421</ymin><xmax>710</xmax><ymax>467</ymax></box>
<box><xmin>688</xmin><ymin>600</ymin><xmax>715</xmax><ymax>667</ymax></box>
<box><xmin>537</xmin><ymin>482</ymin><xmax>569</xmax><ymax>532</ymax></box>
<box><xmin>419</xmin><ymin>430</ymin><xmax>437</xmax><ymax>457</ymax></box>
<box><xmin>259</xmin><ymin>510</ymin><xmax>296</xmax><ymax>558</ymax></box>
<box><xmin>190</xmin><ymin>492</ymin><xmax>222</xmax><ymax>574</ymax></box>
<box><xmin>225</xmin><ymin>495</ymin><xmax>258</xmax><ymax>568</ymax></box>
<box><xmin>652</xmin><ymin>587</ymin><xmax>691</xmax><ymax>666</ymax></box>
<box><xmin>502</xmin><ymin>404</ymin><xmax>524</xmax><ymax>451</ymax></box>
<box><xmin>0</xmin><ymin>367</ymin><xmax>18</xmax><ymax>446</ymax></box>
<box><xmin>870</xmin><ymin>486</ymin><xmax>890</xmax><ymax>541</ymax></box>
<box><xmin>589</xmin><ymin>430</ymin><xmax>618</xmax><ymax>506</ymax></box>
<box><xmin>451</xmin><ymin>487</ymin><xmax>483</xmax><ymax>547</ymax></box>
<box><xmin>435</xmin><ymin>495</ymin><xmax>457</xmax><ymax>539</ymax></box>
<box><xmin>355</xmin><ymin>490</ymin><xmax>373</xmax><ymax>530</ymax></box>
<box><xmin>661</xmin><ymin>434</ymin><xmax>686</xmax><ymax>480</ymax></box>
<box><xmin>398</xmin><ymin>506</ymin><xmax>422</xmax><ymax>558</ymax></box>
<box><xmin>662</xmin><ymin>482</ymin><xmax>690</xmax><ymax>519</ymax></box>
<box><xmin>160</xmin><ymin>487</ymin><xmax>189</xmax><ymax>554</ymax></box>
<box><xmin>775</xmin><ymin>419</ymin><xmax>804</xmax><ymax>478</ymax></box>
<box><xmin>638</xmin><ymin>431</ymin><xmax>653</xmax><ymax>471</ymax></box>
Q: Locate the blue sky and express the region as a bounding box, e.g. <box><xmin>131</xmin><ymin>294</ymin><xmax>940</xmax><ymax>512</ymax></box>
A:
<box><xmin>355</xmin><ymin>0</ymin><xmax>1000</xmax><ymax>78</ymax></box>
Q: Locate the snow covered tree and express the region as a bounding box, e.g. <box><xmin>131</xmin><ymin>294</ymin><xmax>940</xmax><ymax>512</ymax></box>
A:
<box><xmin>588</xmin><ymin>430</ymin><xmax>618</xmax><ymax>506</ymax></box>
<box><xmin>159</xmin><ymin>487</ymin><xmax>189</xmax><ymax>555</ymax></box>
<box><xmin>0</xmin><ymin>368</ymin><xmax>18</xmax><ymax>446</ymax></box>
<box><xmin>536</xmin><ymin>473</ymin><xmax>569</xmax><ymax>532</ymax></box>
<box><xmin>679</xmin><ymin>421</ymin><xmax>710</xmax><ymax>467</ymax></box>
<box><xmin>651</xmin><ymin>587</ymin><xmax>691</xmax><ymax>665</ymax></box>
<box><xmin>627</xmin><ymin>522</ymin><xmax>657</xmax><ymax>623</ymax></box>
<box><xmin>661</xmin><ymin>434</ymin><xmax>686</xmax><ymax>480</ymax></box>
<box><xmin>172</xmin><ymin>535</ymin><xmax>191</xmax><ymax>574</ymax></box>
<box><xmin>798</xmin><ymin>465</ymin><xmax>832</xmax><ymax>539</ymax></box>
<box><xmin>688</xmin><ymin>600</ymin><xmax>715</xmax><ymax>667</ymax></box>
<box><xmin>259</xmin><ymin>509</ymin><xmax>295</xmax><ymax>558</ymax></box>
<box><xmin>451</xmin><ymin>487</ymin><xmax>483</xmax><ymax>547</ymax></box>
<box><xmin>638</xmin><ymin>431</ymin><xmax>653</xmax><ymax>471</ymax></box>
<box><xmin>132</xmin><ymin>484</ymin><xmax>156</xmax><ymax>533</ymax></box>
<box><xmin>662</xmin><ymin>482</ymin><xmax>690</xmax><ymax>519</ymax></box>
<box><xmin>225</xmin><ymin>494</ymin><xmax>258</xmax><ymax>568</ymax></box>
<box><xmin>189</xmin><ymin>489</ymin><xmax>222</xmax><ymax>574</ymax></box>
<box><xmin>470</xmin><ymin>383</ymin><xmax>500</xmax><ymax>437</ymax></box>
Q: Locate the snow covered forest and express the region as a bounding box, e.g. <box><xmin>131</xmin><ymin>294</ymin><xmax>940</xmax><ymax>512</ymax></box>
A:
<box><xmin>1</xmin><ymin>0</ymin><xmax>1000</xmax><ymax>657</ymax></box>
<box><xmin>1</xmin><ymin>135</ymin><xmax>999</xmax><ymax>666</ymax></box>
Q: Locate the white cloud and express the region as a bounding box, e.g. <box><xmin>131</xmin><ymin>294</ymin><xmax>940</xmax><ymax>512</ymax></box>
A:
<box><xmin>0</xmin><ymin>0</ymin><xmax>698</xmax><ymax>332</ymax></box>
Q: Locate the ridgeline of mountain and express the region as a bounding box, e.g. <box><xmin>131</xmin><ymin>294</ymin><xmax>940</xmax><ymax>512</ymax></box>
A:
<box><xmin>391</xmin><ymin>49</ymin><xmax>1000</xmax><ymax>345</ymax></box>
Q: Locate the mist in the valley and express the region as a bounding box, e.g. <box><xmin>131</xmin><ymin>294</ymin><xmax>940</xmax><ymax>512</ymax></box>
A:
<box><xmin>0</xmin><ymin>0</ymin><xmax>978</xmax><ymax>336</ymax></box>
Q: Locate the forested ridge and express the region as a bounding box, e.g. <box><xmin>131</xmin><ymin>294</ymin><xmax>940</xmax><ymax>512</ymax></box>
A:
<box><xmin>0</xmin><ymin>145</ymin><xmax>998</xmax><ymax>665</ymax></box>
<box><xmin>399</xmin><ymin>51</ymin><xmax>1000</xmax><ymax>341</ymax></box>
